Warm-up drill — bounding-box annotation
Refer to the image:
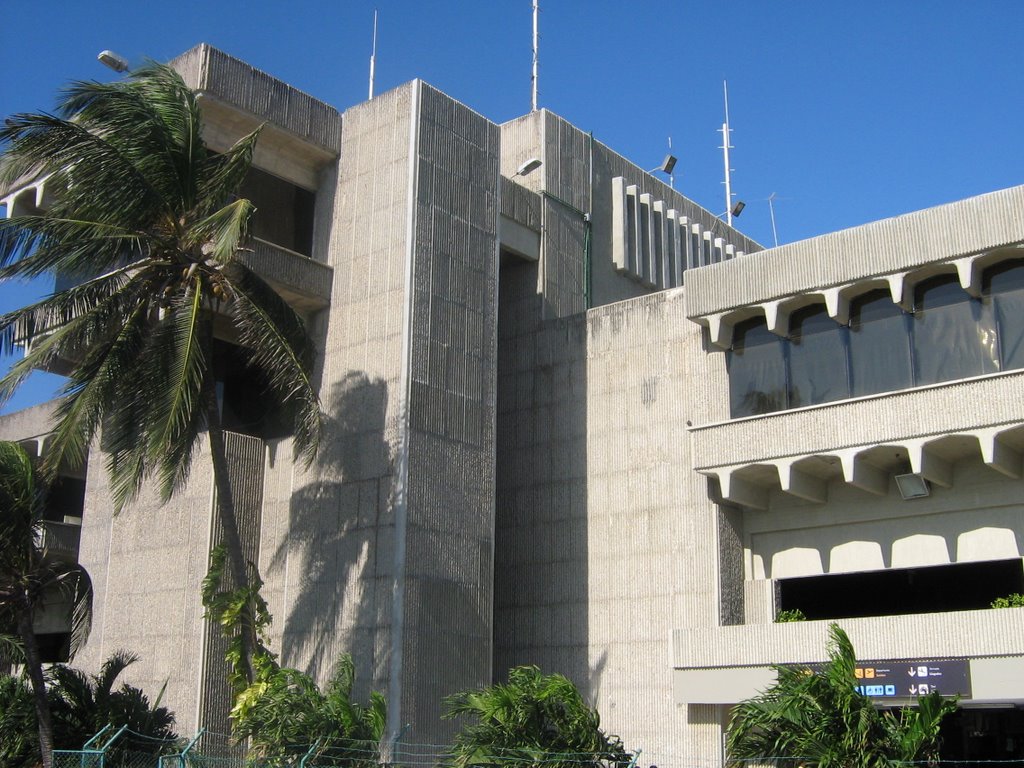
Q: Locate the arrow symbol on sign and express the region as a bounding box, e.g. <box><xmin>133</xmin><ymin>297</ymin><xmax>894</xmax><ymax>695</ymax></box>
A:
<box><xmin>910</xmin><ymin>685</ymin><xmax>918</xmax><ymax>694</ymax></box>
<box><xmin>908</xmin><ymin>667</ymin><xmax>917</xmax><ymax>676</ymax></box>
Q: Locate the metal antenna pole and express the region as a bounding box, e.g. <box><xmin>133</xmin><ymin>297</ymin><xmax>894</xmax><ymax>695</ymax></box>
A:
<box><xmin>368</xmin><ymin>9</ymin><xmax>378</xmax><ymax>100</ymax></box>
<box><xmin>768</xmin><ymin>192</ymin><xmax>779</xmax><ymax>247</ymax></box>
<box><xmin>668</xmin><ymin>135</ymin><xmax>674</xmax><ymax>189</ymax></box>
<box><xmin>531</xmin><ymin>0</ymin><xmax>539</xmax><ymax>111</ymax></box>
<box><xmin>721</xmin><ymin>80</ymin><xmax>734</xmax><ymax>226</ymax></box>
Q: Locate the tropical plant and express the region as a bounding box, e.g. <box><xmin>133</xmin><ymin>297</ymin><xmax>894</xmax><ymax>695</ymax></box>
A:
<box><xmin>443</xmin><ymin>665</ymin><xmax>633</xmax><ymax>768</ymax></box>
<box><xmin>0</xmin><ymin>440</ymin><xmax>92</xmax><ymax>768</ymax></box>
<box><xmin>726</xmin><ymin>623</ymin><xmax>957</xmax><ymax>768</ymax></box>
<box><xmin>0</xmin><ymin>673</ymin><xmax>39</xmax><ymax>768</ymax></box>
<box><xmin>0</xmin><ymin>61</ymin><xmax>322</xmax><ymax>690</ymax></box>
<box><xmin>231</xmin><ymin>653</ymin><xmax>386</xmax><ymax>766</ymax></box>
<box><xmin>48</xmin><ymin>650</ymin><xmax>177</xmax><ymax>756</ymax></box>
<box><xmin>990</xmin><ymin>593</ymin><xmax>1024</xmax><ymax>608</ymax></box>
<box><xmin>0</xmin><ymin>651</ymin><xmax>178</xmax><ymax>767</ymax></box>
<box><xmin>775</xmin><ymin>608</ymin><xmax>807</xmax><ymax>623</ymax></box>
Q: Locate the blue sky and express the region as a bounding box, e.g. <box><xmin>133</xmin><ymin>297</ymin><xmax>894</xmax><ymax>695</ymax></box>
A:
<box><xmin>2</xmin><ymin>1</ymin><xmax>1024</xmax><ymax>412</ymax></box>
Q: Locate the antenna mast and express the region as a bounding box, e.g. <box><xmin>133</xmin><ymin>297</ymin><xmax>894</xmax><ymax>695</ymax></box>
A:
<box><xmin>720</xmin><ymin>80</ymin><xmax>735</xmax><ymax>225</ymax></box>
<box><xmin>368</xmin><ymin>9</ymin><xmax>378</xmax><ymax>100</ymax></box>
<box><xmin>767</xmin><ymin>192</ymin><xmax>779</xmax><ymax>247</ymax></box>
<box><xmin>531</xmin><ymin>0</ymin><xmax>539</xmax><ymax>111</ymax></box>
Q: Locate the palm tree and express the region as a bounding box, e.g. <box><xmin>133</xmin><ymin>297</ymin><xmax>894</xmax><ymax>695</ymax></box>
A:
<box><xmin>0</xmin><ymin>63</ymin><xmax>322</xmax><ymax>687</ymax></box>
<box><xmin>0</xmin><ymin>440</ymin><xmax>92</xmax><ymax>768</ymax></box>
<box><xmin>726</xmin><ymin>623</ymin><xmax>957</xmax><ymax>768</ymax></box>
<box><xmin>444</xmin><ymin>665</ymin><xmax>633</xmax><ymax>768</ymax></box>
<box><xmin>48</xmin><ymin>649</ymin><xmax>178</xmax><ymax>759</ymax></box>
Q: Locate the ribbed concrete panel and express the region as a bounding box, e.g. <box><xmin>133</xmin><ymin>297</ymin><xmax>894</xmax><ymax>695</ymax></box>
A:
<box><xmin>686</xmin><ymin>185</ymin><xmax>1024</xmax><ymax>319</ymax></box>
<box><xmin>242</xmin><ymin>238</ymin><xmax>333</xmax><ymax>312</ymax></box>
<box><xmin>496</xmin><ymin>287</ymin><xmax>706</xmax><ymax>766</ymax></box>
<box><xmin>170</xmin><ymin>44</ymin><xmax>342</xmax><ymax>152</ymax></box>
<box><xmin>500</xmin><ymin>176</ymin><xmax>541</xmax><ymax>230</ymax></box>
<box><xmin>272</xmin><ymin>80</ymin><xmax>416</xmax><ymax>709</ymax></box>
<box><xmin>401</xmin><ymin>82</ymin><xmax>500</xmax><ymax>740</ymax></box>
<box><xmin>73</xmin><ymin>441</ymin><xmax>220</xmax><ymax>733</ymax></box>
<box><xmin>692</xmin><ymin>370</ymin><xmax>1024</xmax><ymax>470</ymax></box>
<box><xmin>198</xmin><ymin>431</ymin><xmax>265</xmax><ymax>737</ymax></box>
<box><xmin>673</xmin><ymin>607</ymin><xmax>1024</xmax><ymax>669</ymax></box>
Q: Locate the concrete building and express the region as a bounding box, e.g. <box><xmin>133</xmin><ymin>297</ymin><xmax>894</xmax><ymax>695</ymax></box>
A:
<box><xmin>2</xmin><ymin>44</ymin><xmax>1023</xmax><ymax>765</ymax></box>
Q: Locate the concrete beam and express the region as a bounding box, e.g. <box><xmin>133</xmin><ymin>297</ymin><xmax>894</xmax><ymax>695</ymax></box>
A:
<box><xmin>764</xmin><ymin>300</ymin><xmax>791</xmax><ymax>337</ymax></box>
<box><xmin>774</xmin><ymin>459</ymin><xmax>828</xmax><ymax>503</ymax></box>
<box><xmin>977</xmin><ymin>428</ymin><xmax>1024</xmax><ymax>479</ymax></box>
<box><xmin>955</xmin><ymin>255</ymin><xmax>983</xmax><ymax>298</ymax></box>
<box><xmin>837</xmin><ymin>450</ymin><xmax>890</xmax><ymax>496</ymax></box>
<box><xmin>907</xmin><ymin>440</ymin><xmax>954</xmax><ymax>488</ymax></box>
<box><xmin>712</xmin><ymin>469</ymin><xmax>769</xmax><ymax>510</ymax></box>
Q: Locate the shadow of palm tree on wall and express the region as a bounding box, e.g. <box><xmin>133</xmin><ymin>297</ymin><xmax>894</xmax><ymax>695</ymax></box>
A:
<box><xmin>270</xmin><ymin>370</ymin><xmax>394</xmax><ymax>699</ymax></box>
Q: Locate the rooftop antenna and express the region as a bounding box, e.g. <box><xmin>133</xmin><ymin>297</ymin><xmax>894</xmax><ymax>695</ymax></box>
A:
<box><xmin>368</xmin><ymin>9</ymin><xmax>378</xmax><ymax>100</ymax></box>
<box><xmin>668</xmin><ymin>136</ymin><xmax>675</xmax><ymax>189</ymax></box>
<box><xmin>720</xmin><ymin>80</ymin><xmax>735</xmax><ymax>225</ymax></box>
<box><xmin>531</xmin><ymin>0</ymin><xmax>539</xmax><ymax>111</ymax></box>
<box><xmin>767</xmin><ymin>192</ymin><xmax>779</xmax><ymax>247</ymax></box>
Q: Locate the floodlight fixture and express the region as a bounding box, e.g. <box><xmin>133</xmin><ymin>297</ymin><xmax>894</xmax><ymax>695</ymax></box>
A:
<box><xmin>98</xmin><ymin>50</ymin><xmax>129</xmax><ymax>73</ymax></box>
<box><xmin>731</xmin><ymin>201</ymin><xmax>746</xmax><ymax>218</ymax></box>
<box><xmin>650</xmin><ymin>154</ymin><xmax>677</xmax><ymax>176</ymax></box>
<box><xmin>894</xmin><ymin>473</ymin><xmax>930</xmax><ymax>500</ymax></box>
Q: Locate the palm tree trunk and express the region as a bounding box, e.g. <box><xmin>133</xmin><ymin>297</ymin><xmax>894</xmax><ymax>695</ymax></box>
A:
<box><xmin>205</xmin><ymin>391</ymin><xmax>256</xmax><ymax>687</ymax></box>
<box><xmin>18</xmin><ymin>607</ymin><xmax>53</xmax><ymax>768</ymax></box>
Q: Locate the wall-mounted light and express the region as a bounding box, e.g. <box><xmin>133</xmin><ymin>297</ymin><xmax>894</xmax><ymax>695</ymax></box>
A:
<box><xmin>515</xmin><ymin>158</ymin><xmax>542</xmax><ymax>177</ymax></box>
<box><xmin>98</xmin><ymin>50</ymin><xmax>129</xmax><ymax>73</ymax></box>
<box><xmin>895</xmin><ymin>473</ymin><xmax>930</xmax><ymax>500</ymax></box>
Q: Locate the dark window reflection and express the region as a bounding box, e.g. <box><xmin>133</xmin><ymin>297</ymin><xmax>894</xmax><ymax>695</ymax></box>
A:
<box><xmin>727</xmin><ymin>262</ymin><xmax>1024</xmax><ymax>419</ymax></box>
<box><xmin>788</xmin><ymin>305</ymin><xmax>850</xmax><ymax>406</ymax></box>
<box><xmin>913</xmin><ymin>275</ymin><xmax>998</xmax><ymax>386</ymax></box>
<box><xmin>849</xmin><ymin>289</ymin><xmax>913</xmax><ymax>397</ymax></box>
<box><xmin>728</xmin><ymin>318</ymin><xmax>787</xmax><ymax>417</ymax></box>
<box><xmin>986</xmin><ymin>259</ymin><xmax>1024</xmax><ymax>370</ymax></box>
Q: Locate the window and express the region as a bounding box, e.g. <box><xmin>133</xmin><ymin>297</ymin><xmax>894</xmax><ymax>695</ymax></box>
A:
<box><xmin>728</xmin><ymin>318</ymin><xmax>787</xmax><ymax>417</ymax></box>
<box><xmin>788</xmin><ymin>305</ymin><xmax>849</xmax><ymax>406</ymax></box>
<box><xmin>985</xmin><ymin>259</ymin><xmax>1024</xmax><ymax>370</ymax></box>
<box><xmin>912</xmin><ymin>275</ymin><xmax>998</xmax><ymax>385</ymax></box>
<box><xmin>848</xmin><ymin>289</ymin><xmax>913</xmax><ymax>397</ymax></box>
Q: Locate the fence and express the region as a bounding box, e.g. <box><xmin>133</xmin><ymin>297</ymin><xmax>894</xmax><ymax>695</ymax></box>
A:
<box><xmin>51</xmin><ymin>729</ymin><xmax>640</xmax><ymax>768</ymax></box>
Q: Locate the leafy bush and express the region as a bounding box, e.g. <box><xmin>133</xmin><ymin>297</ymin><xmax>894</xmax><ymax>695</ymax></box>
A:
<box><xmin>444</xmin><ymin>665</ymin><xmax>633</xmax><ymax>768</ymax></box>
<box><xmin>991</xmin><ymin>593</ymin><xmax>1024</xmax><ymax>608</ymax></box>
<box><xmin>231</xmin><ymin>653</ymin><xmax>385</xmax><ymax>766</ymax></box>
<box><xmin>775</xmin><ymin>608</ymin><xmax>807</xmax><ymax>622</ymax></box>
<box><xmin>0</xmin><ymin>652</ymin><xmax>177</xmax><ymax>766</ymax></box>
<box><xmin>0</xmin><ymin>674</ymin><xmax>38</xmax><ymax>768</ymax></box>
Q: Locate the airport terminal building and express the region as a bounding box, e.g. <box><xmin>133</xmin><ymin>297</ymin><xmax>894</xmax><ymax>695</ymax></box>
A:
<box><xmin>3</xmin><ymin>44</ymin><xmax>1023</xmax><ymax>765</ymax></box>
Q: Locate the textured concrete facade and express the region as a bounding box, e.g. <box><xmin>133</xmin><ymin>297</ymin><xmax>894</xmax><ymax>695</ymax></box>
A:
<box><xmin>5</xmin><ymin>42</ymin><xmax>1024</xmax><ymax>766</ymax></box>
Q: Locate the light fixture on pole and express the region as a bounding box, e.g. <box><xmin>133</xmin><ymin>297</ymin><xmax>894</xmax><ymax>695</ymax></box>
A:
<box><xmin>649</xmin><ymin>154</ymin><xmax>677</xmax><ymax>176</ymax></box>
<box><xmin>97</xmin><ymin>50</ymin><xmax>129</xmax><ymax>73</ymax></box>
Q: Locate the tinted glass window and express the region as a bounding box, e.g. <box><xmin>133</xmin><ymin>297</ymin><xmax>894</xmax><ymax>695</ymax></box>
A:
<box><xmin>848</xmin><ymin>290</ymin><xmax>913</xmax><ymax>397</ymax></box>
<box><xmin>985</xmin><ymin>260</ymin><xmax>1024</xmax><ymax>371</ymax></box>
<box><xmin>913</xmin><ymin>275</ymin><xmax>998</xmax><ymax>385</ymax></box>
<box><xmin>728</xmin><ymin>318</ymin><xmax>787</xmax><ymax>417</ymax></box>
<box><xmin>788</xmin><ymin>305</ymin><xmax>850</xmax><ymax>406</ymax></box>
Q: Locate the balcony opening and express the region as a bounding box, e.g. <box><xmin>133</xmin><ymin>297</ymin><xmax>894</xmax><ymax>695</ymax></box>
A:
<box><xmin>777</xmin><ymin>558</ymin><xmax>1024</xmax><ymax>620</ymax></box>
<box><xmin>239</xmin><ymin>166</ymin><xmax>316</xmax><ymax>257</ymax></box>
<box><xmin>215</xmin><ymin>339</ymin><xmax>292</xmax><ymax>441</ymax></box>
<box><xmin>45</xmin><ymin>475</ymin><xmax>86</xmax><ymax>523</ymax></box>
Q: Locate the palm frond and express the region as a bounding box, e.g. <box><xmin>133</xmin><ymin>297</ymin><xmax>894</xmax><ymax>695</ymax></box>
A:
<box><xmin>191</xmin><ymin>198</ymin><xmax>256</xmax><ymax>265</ymax></box>
<box><xmin>222</xmin><ymin>263</ymin><xmax>323</xmax><ymax>461</ymax></box>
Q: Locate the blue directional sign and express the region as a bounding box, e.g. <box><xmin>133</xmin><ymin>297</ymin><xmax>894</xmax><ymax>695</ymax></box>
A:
<box><xmin>803</xmin><ymin>658</ymin><xmax>971</xmax><ymax>701</ymax></box>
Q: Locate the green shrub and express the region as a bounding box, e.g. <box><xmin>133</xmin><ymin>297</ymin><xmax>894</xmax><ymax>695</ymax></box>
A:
<box><xmin>990</xmin><ymin>593</ymin><xmax>1024</xmax><ymax>608</ymax></box>
<box><xmin>775</xmin><ymin>608</ymin><xmax>807</xmax><ymax>623</ymax></box>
